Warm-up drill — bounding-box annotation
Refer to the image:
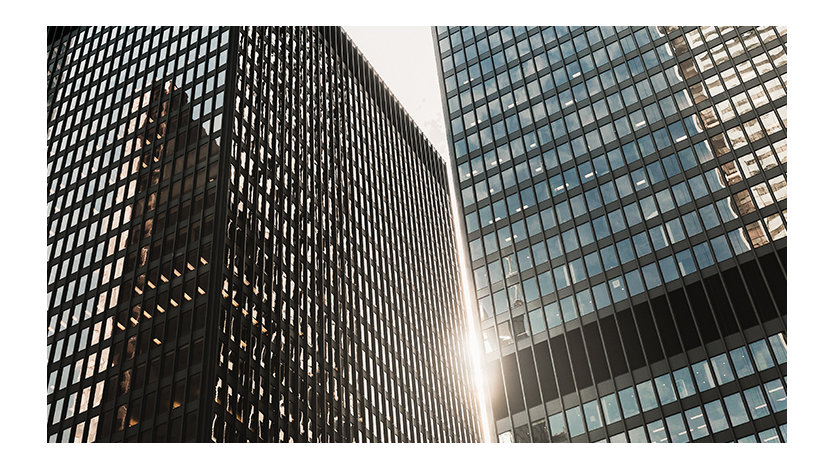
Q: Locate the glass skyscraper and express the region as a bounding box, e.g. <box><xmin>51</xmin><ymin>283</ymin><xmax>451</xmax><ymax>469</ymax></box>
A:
<box><xmin>434</xmin><ymin>26</ymin><xmax>786</xmax><ymax>443</ymax></box>
<box><xmin>47</xmin><ymin>26</ymin><xmax>481</xmax><ymax>443</ymax></box>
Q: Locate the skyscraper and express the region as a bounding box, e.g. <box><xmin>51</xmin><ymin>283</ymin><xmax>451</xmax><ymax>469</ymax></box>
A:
<box><xmin>434</xmin><ymin>26</ymin><xmax>786</xmax><ymax>443</ymax></box>
<box><xmin>47</xmin><ymin>26</ymin><xmax>481</xmax><ymax>443</ymax></box>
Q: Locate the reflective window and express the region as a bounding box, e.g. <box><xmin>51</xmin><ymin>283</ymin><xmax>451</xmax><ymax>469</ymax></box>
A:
<box><xmin>710</xmin><ymin>353</ymin><xmax>734</xmax><ymax>385</ymax></box>
<box><xmin>685</xmin><ymin>406</ymin><xmax>709</xmax><ymax>440</ymax></box>
<box><xmin>529</xmin><ymin>418</ymin><xmax>549</xmax><ymax>443</ymax></box>
<box><xmin>636</xmin><ymin>380</ymin><xmax>658</xmax><ymax>411</ymax></box>
<box><xmin>758</xmin><ymin>428</ymin><xmax>781</xmax><ymax>443</ymax></box>
<box><xmin>618</xmin><ymin>387</ymin><xmax>640</xmax><ymax>418</ymax></box>
<box><xmin>566</xmin><ymin>406</ymin><xmax>586</xmax><ymax>437</ymax></box>
<box><xmin>583</xmin><ymin>400</ymin><xmax>603</xmax><ymax>431</ymax></box>
<box><xmin>647</xmin><ymin>419</ymin><xmax>668</xmax><ymax>443</ymax></box>
<box><xmin>692</xmin><ymin>360</ymin><xmax>716</xmax><ymax>391</ymax></box>
<box><xmin>544</xmin><ymin>302</ymin><xmax>562</xmax><ymax>329</ymax></box>
<box><xmin>529</xmin><ymin>308</ymin><xmax>546</xmax><ymax>335</ymax></box>
<box><xmin>610</xmin><ymin>432</ymin><xmax>627</xmax><ymax>443</ymax></box>
<box><xmin>654</xmin><ymin>374</ymin><xmax>677</xmax><ymax>405</ymax></box>
<box><xmin>628</xmin><ymin>426</ymin><xmax>648</xmax><ymax>443</ymax></box>
<box><xmin>666</xmin><ymin>413</ymin><xmax>689</xmax><ymax>443</ymax></box>
<box><xmin>768</xmin><ymin>333</ymin><xmax>788</xmax><ymax>365</ymax></box>
<box><xmin>764</xmin><ymin>379</ymin><xmax>787</xmax><ymax>413</ymax></box>
<box><xmin>750</xmin><ymin>339</ymin><xmax>775</xmax><ymax>371</ymax></box>
<box><xmin>730</xmin><ymin>346</ymin><xmax>755</xmax><ymax>378</ymax></box>
<box><xmin>743</xmin><ymin>386</ymin><xmax>770</xmax><ymax>419</ymax></box>
<box><xmin>724</xmin><ymin>392</ymin><xmax>750</xmax><ymax>426</ymax></box>
<box><xmin>704</xmin><ymin>399</ymin><xmax>729</xmax><ymax>432</ymax></box>
<box><xmin>548</xmin><ymin>411</ymin><xmax>569</xmax><ymax>442</ymax></box>
<box><xmin>514</xmin><ymin>424</ymin><xmax>532</xmax><ymax>443</ymax></box>
<box><xmin>601</xmin><ymin>392</ymin><xmax>621</xmax><ymax>425</ymax></box>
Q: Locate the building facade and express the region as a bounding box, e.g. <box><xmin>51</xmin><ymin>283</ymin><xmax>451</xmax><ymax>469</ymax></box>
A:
<box><xmin>434</xmin><ymin>26</ymin><xmax>787</xmax><ymax>443</ymax></box>
<box><xmin>47</xmin><ymin>26</ymin><xmax>481</xmax><ymax>443</ymax></box>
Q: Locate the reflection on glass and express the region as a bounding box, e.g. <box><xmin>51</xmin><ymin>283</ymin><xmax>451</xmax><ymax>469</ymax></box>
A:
<box><xmin>685</xmin><ymin>406</ymin><xmax>709</xmax><ymax>440</ymax></box>
<box><xmin>566</xmin><ymin>406</ymin><xmax>585</xmax><ymax>437</ymax></box>
<box><xmin>647</xmin><ymin>419</ymin><xmax>667</xmax><ymax>443</ymax></box>
<box><xmin>628</xmin><ymin>426</ymin><xmax>648</xmax><ymax>443</ymax></box>
<box><xmin>764</xmin><ymin>379</ymin><xmax>787</xmax><ymax>413</ymax></box>
<box><xmin>768</xmin><ymin>333</ymin><xmax>788</xmax><ymax>364</ymax></box>
<box><xmin>749</xmin><ymin>339</ymin><xmax>775</xmax><ymax>371</ymax></box>
<box><xmin>636</xmin><ymin>380</ymin><xmax>658</xmax><ymax>411</ymax></box>
<box><xmin>601</xmin><ymin>393</ymin><xmax>621</xmax><ymax>425</ymax></box>
<box><xmin>710</xmin><ymin>353</ymin><xmax>735</xmax><ymax>385</ymax></box>
<box><xmin>618</xmin><ymin>387</ymin><xmax>640</xmax><ymax>418</ymax></box>
<box><xmin>704</xmin><ymin>399</ymin><xmax>729</xmax><ymax>433</ymax></box>
<box><xmin>666</xmin><ymin>413</ymin><xmax>689</xmax><ymax>443</ymax></box>
<box><xmin>729</xmin><ymin>347</ymin><xmax>755</xmax><ymax>378</ymax></box>
<box><xmin>548</xmin><ymin>412</ymin><xmax>568</xmax><ymax>442</ymax></box>
<box><xmin>743</xmin><ymin>386</ymin><xmax>769</xmax><ymax>419</ymax></box>
<box><xmin>583</xmin><ymin>401</ymin><xmax>603</xmax><ymax>431</ymax></box>
<box><xmin>692</xmin><ymin>360</ymin><xmax>716</xmax><ymax>392</ymax></box>
<box><xmin>654</xmin><ymin>374</ymin><xmax>677</xmax><ymax>405</ymax></box>
<box><xmin>724</xmin><ymin>393</ymin><xmax>749</xmax><ymax>426</ymax></box>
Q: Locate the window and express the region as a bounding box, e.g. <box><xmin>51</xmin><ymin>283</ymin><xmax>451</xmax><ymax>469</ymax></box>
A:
<box><xmin>592</xmin><ymin>282</ymin><xmax>611</xmax><ymax>309</ymax></box>
<box><xmin>750</xmin><ymin>339</ymin><xmax>775</xmax><ymax>371</ymax></box>
<box><xmin>724</xmin><ymin>392</ymin><xmax>750</xmax><ymax>426</ymax></box>
<box><xmin>583</xmin><ymin>400</ymin><xmax>603</xmax><ymax>431</ymax></box>
<box><xmin>768</xmin><ymin>333</ymin><xmax>787</xmax><ymax>364</ymax></box>
<box><xmin>673</xmin><ymin>367</ymin><xmax>696</xmax><ymax>399</ymax></box>
<box><xmin>601</xmin><ymin>393</ymin><xmax>621</xmax><ymax>425</ymax></box>
<box><xmin>642</xmin><ymin>263</ymin><xmax>662</xmax><ymax>290</ymax></box>
<box><xmin>566</xmin><ymin>406</ymin><xmax>586</xmax><ymax>437</ymax></box>
<box><xmin>743</xmin><ymin>386</ymin><xmax>770</xmax><ymax>419</ymax></box>
<box><xmin>549</xmin><ymin>412</ymin><xmax>568</xmax><ymax>442</ymax></box>
<box><xmin>764</xmin><ymin>379</ymin><xmax>787</xmax><ymax>413</ymax></box>
<box><xmin>666</xmin><ymin>413</ymin><xmax>689</xmax><ymax>443</ymax></box>
<box><xmin>710</xmin><ymin>353</ymin><xmax>734</xmax><ymax>385</ymax></box>
<box><xmin>692</xmin><ymin>360</ymin><xmax>716</xmax><ymax>391</ymax></box>
<box><xmin>685</xmin><ymin>406</ymin><xmax>709</xmax><ymax>440</ymax></box>
<box><xmin>553</xmin><ymin>264</ymin><xmax>571</xmax><ymax>289</ymax></box>
<box><xmin>616</xmin><ymin>238</ymin><xmax>635</xmax><ymax>264</ymax></box>
<box><xmin>654</xmin><ymin>374</ymin><xmax>677</xmax><ymax>405</ymax></box>
<box><xmin>729</xmin><ymin>346</ymin><xmax>755</xmax><ymax>378</ymax></box>
<box><xmin>618</xmin><ymin>387</ymin><xmax>640</xmax><ymax>418</ymax></box>
<box><xmin>531</xmin><ymin>419</ymin><xmax>549</xmax><ymax>443</ymax></box>
<box><xmin>711</xmin><ymin>235</ymin><xmax>733</xmax><ymax>262</ymax></box>
<box><xmin>759</xmin><ymin>428</ymin><xmax>781</xmax><ymax>443</ymax></box>
<box><xmin>529</xmin><ymin>308</ymin><xmax>546</xmax><ymax>335</ymax></box>
<box><xmin>647</xmin><ymin>419</ymin><xmax>667</xmax><ymax>443</ymax></box>
<box><xmin>538</xmin><ymin>271</ymin><xmax>555</xmax><ymax>297</ymax></box>
<box><xmin>636</xmin><ymin>380</ymin><xmax>658</xmax><ymax>411</ymax></box>
<box><xmin>628</xmin><ymin>426</ymin><xmax>647</xmax><ymax>443</ymax></box>
<box><xmin>544</xmin><ymin>302</ymin><xmax>562</xmax><ymax>329</ymax></box>
<box><xmin>704</xmin><ymin>399</ymin><xmax>729</xmax><ymax>432</ymax></box>
<box><xmin>625</xmin><ymin>269</ymin><xmax>644</xmax><ymax>296</ymax></box>
<box><xmin>560</xmin><ymin>296</ymin><xmax>578</xmax><ymax>322</ymax></box>
<box><xmin>569</xmin><ymin>258</ymin><xmax>586</xmax><ymax>283</ymax></box>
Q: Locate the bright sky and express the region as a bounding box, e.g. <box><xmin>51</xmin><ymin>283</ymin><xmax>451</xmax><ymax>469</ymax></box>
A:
<box><xmin>343</xmin><ymin>27</ymin><xmax>451</xmax><ymax>162</ymax></box>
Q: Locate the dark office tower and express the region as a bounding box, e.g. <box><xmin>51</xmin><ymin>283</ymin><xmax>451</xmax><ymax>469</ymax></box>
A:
<box><xmin>47</xmin><ymin>26</ymin><xmax>482</xmax><ymax>443</ymax></box>
<box><xmin>434</xmin><ymin>26</ymin><xmax>786</xmax><ymax>443</ymax></box>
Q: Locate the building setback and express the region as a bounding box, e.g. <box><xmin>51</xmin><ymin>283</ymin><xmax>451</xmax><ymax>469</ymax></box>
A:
<box><xmin>47</xmin><ymin>26</ymin><xmax>481</xmax><ymax>443</ymax></box>
<box><xmin>434</xmin><ymin>26</ymin><xmax>787</xmax><ymax>443</ymax></box>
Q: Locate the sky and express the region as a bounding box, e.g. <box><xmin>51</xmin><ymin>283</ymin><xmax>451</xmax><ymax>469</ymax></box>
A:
<box><xmin>343</xmin><ymin>27</ymin><xmax>451</xmax><ymax>162</ymax></box>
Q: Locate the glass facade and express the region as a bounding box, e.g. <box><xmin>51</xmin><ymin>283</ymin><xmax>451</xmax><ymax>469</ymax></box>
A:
<box><xmin>47</xmin><ymin>26</ymin><xmax>481</xmax><ymax>442</ymax></box>
<box><xmin>434</xmin><ymin>26</ymin><xmax>787</xmax><ymax>443</ymax></box>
